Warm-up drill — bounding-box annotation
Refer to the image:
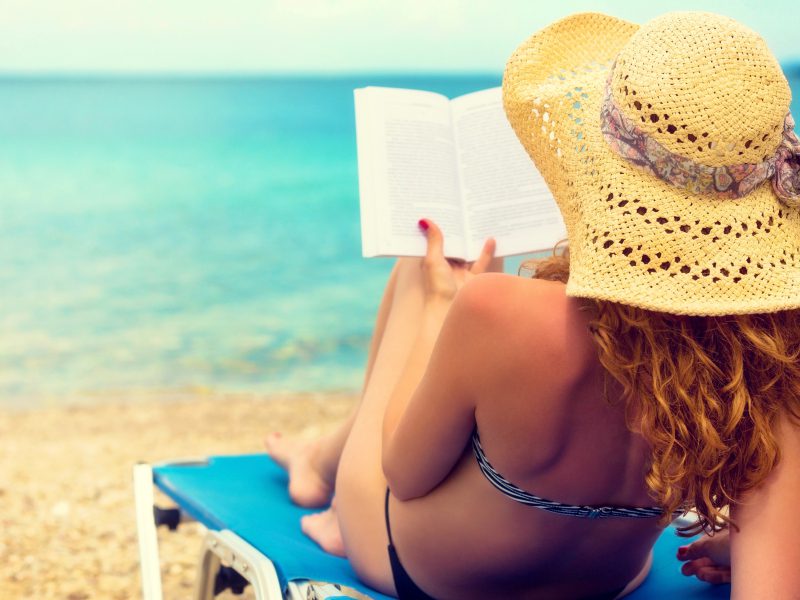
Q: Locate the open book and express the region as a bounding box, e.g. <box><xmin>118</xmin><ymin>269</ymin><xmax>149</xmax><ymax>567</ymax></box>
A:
<box><xmin>354</xmin><ymin>86</ymin><xmax>565</xmax><ymax>260</ymax></box>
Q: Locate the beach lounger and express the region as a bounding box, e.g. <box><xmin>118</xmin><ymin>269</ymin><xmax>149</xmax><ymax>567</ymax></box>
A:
<box><xmin>133</xmin><ymin>453</ymin><xmax>731</xmax><ymax>599</ymax></box>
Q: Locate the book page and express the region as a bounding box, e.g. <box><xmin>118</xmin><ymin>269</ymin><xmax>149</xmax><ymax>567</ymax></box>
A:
<box><xmin>354</xmin><ymin>87</ymin><xmax>467</xmax><ymax>258</ymax></box>
<box><xmin>451</xmin><ymin>88</ymin><xmax>565</xmax><ymax>261</ymax></box>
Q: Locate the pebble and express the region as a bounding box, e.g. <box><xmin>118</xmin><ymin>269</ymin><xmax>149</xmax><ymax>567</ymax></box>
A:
<box><xmin>51</xmin><ymin>500</ymin><xmax>71</xmax><ymax>518</ymax></box>
<box><xmin>0</xmin><ymin>393</ymin><xmax>354</xmax><ymax>599</ymax></box>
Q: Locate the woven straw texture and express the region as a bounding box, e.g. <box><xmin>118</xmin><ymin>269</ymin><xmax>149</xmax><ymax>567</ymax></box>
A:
<box><xmin>503</xmin><ymin>12</ymin><xmax>800</xmax><ymax>315</ymax></box>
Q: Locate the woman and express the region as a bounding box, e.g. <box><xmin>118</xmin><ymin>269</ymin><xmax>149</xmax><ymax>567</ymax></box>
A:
<box><xmin>268</xmin><ymin>12</ymin><xmax>800</xmax><ymax>599</ymax></box>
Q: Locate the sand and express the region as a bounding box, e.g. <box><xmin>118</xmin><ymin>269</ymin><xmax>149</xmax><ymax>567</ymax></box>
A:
<box><xmin>0</xmin><ymin>391</ymin><xmax>357</xmax><ymax>599</ymax></box>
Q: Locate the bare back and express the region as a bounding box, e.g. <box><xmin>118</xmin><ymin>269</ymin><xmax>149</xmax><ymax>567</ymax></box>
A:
<box><xmin>388</xmin><ymin>274</ymin><xmax>664</xmax><ymax>599</ymax></box>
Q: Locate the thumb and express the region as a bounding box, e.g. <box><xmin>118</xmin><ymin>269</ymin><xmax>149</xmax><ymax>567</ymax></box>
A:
<box><xmin>420</xmin><ymin>219</ymin><xmax>444</xmax><ymax>262</ymax></box>
<box><xmin>471</xmin><ymin>238</ymin><xmax>497</xmax><ymax>273</ymax></box>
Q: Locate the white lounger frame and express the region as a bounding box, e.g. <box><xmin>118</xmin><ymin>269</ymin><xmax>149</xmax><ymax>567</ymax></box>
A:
<box><xmin>133</xmin><ymin>462</ymin><xmax>310</xmax><ymax>600</ymax></box>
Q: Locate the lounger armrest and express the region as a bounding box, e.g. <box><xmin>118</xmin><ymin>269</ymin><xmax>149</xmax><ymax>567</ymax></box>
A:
<box><xmin>196</xmin><ymin>530</ymin><xmax>284</xmax><ymax>600</ymax></box>
<box><xmin>133</xmin><ymin>463</ymin><xmax>164</xmax><ymax>600</ymax></box>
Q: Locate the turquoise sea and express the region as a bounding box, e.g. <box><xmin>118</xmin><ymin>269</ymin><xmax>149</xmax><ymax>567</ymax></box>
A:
<box><xmin>1</xmin><ymin>69</ymin><xmax>799</xmax><ymax>405</ymax></box>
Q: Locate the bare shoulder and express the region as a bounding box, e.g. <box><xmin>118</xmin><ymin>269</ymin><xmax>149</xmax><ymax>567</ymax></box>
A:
<box><xmin>447</xmin><ymin>274</ymin><xmax>602</xmax><ymax>461</ymax></box>
<box><xmin>448</xmin><ymin>273</ymin><xmax>596</xmax><ymax>392</ymax></box>
<box><xmin>449</xmin><ymin>273</ymin><xmax>596</xmax><ymax>369</ymax></box>
<box><xmin>452</xmin><ymin>272</ymin><xmax>567</xmax><ymax>316</ymax></box>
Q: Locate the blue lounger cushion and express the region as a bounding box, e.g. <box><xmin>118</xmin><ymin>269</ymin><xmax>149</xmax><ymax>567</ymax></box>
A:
<box><xmin>153</xmin><ymin>454</ymin><xmax>730</xmax><ymax>599</ymax></box>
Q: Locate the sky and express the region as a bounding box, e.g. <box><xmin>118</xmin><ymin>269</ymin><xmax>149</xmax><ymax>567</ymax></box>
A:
<box><xmin>0</xmin><ymin>0</ymin><xmax>797</xmax><ymax>74</ymax></box>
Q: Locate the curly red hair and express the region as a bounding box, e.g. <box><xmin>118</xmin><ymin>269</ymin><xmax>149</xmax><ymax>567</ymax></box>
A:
<box><xmin>523</xmin><ymin>252</ymin><xmax>800</xmax><ymax>534</ymax></box>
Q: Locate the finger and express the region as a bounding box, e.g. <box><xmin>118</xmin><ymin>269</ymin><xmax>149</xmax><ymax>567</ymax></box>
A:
<box><xmin>471</xmin><ymin>238</ymin><xmax>497</xmax><ymax>273</ymax></box>
<box><xmin>681</xmin><ymin>557</ymin><xmax>714</xmax><ymax>576</ymax></box>
<box><xmin>419</xmin><ymin>219</ymin><xmax>445</xmax><ymax>262</ymax></box>
<box><xmin>695</xmin><ymin>567</ymin><xmax>731</xmax><ymax>585</ymax></box>
<box><xmin>677</xmin><ymin>539</ymin><xmax>709</xmax><ymax>561</ymax></box>
<box><xmin>488</xmin><ymin>256</ymin><xmax>505</xmax><ymax>273</ymax></box>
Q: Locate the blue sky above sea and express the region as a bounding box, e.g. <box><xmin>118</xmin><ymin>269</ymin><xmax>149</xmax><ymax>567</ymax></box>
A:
<box><xmin>0</xmin><ymin>2</ymin><xmax>798</xmax><ymax>405</ymax></box>
<box><xmin>1</xmin><ymin>0</ymin><xmax>798</xmax><ymax>74</ymax></box>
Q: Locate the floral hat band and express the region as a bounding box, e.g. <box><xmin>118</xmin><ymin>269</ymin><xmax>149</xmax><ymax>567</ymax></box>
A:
<box><xmin>600</xmin><ymin>71</ymin><xmax>800</xmax><ymax>207</ymax></box>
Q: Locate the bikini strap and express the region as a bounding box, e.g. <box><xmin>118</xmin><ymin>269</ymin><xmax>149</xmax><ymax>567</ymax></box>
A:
<box><xmin>384</xmin><ymin>487</ymin><xmax>395</xmax><ymax>545</ymax></box>
<box><xmin>472</xmin><ymin>430</ymin><xmax>669</xmax><ymax>519</ymax></box>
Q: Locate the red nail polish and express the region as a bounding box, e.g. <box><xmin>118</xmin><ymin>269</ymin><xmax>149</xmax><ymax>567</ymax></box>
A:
<box><xmin>418</xmin><ymin>219</ymin><xmax>429</xmax><ymax>231</ymax></box>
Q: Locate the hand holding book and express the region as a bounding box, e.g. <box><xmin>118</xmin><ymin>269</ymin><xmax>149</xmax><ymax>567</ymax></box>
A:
<box><xmin>354</xmin><ymin>86</ymin><xmax>566</xmax><ymax>260</ymax></box>
<box><xmin>417</xmin><ymin>218</ymin><xmax>498</xmax><ymax>303</ymax></box>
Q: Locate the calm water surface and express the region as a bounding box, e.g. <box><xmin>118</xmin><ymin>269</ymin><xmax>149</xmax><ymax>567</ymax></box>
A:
<box><xmin>1</xmin><ymin>68</ymin><xmax>798</xmax><ymax>405</ymax></box>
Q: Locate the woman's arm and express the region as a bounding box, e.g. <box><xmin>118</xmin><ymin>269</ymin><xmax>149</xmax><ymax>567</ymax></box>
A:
<box><xmin>729</xmin><ymin>412</ymin><xmax>800</xmax><ymax>599</ymax></box>
<box><xmin>382</xmin><ymin>280</ymin><xmax>497</xmax><ymax>500</ymax></box>
<box><xmin>382</xmin><ymin>220</ymin><xmax>497</xmax><ymax>501</ymax></box>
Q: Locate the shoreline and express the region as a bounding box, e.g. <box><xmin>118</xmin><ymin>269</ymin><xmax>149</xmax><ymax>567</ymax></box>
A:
<box><xmin>0</xmin><ymin>386</ymin><xmax>361</xmax><ymax>412</ymax></box>
<box><xmin>0</xmin><ymin>391</ymin><xmax>357</xmax><ymax>599</ymax></box>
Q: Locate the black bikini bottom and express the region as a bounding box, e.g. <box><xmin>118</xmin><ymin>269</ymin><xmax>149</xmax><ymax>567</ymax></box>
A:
<box><xmin>383</xmin><ymin>488</ymin><xmax>626</xmax><ymax>600</ymax></box>
<box><xmin>384</xmin><ymin>488</ymin><xmax>436</xmax><ymax>600</ymax></box>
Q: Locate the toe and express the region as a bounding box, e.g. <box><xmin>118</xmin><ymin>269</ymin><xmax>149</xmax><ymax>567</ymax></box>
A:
<box><xmin>264</xmin><ymin>433</ymin><xmax>292</xmax><ymax>467</ymax></box>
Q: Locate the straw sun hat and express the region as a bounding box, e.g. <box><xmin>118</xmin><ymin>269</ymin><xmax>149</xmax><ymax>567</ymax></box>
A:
<box><xmin>504</xmin><ymin>12</ymin><xmax>800</xmax><ymax>315</ymax></box>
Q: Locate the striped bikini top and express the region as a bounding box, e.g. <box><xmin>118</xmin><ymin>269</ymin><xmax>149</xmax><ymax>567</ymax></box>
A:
<box><xmin>471</xmin><ymin>430</ymin><xmax>666</xmax><ymax>520</ymax></box>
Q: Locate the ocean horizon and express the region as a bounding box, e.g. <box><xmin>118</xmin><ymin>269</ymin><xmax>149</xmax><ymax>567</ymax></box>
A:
<box><xmin>2</xmin><ymin>69</ymin><xmax>799</xmax><ymax>406</ymax></box>
<box><xmin>0</xmin><ymin>73</ymin><xmax>505</xmax><ymax>406</ymax></box>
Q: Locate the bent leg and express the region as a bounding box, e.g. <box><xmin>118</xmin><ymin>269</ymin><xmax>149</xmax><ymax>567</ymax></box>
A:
<box><xmin>264</xmin><ymin>264</ymin><xmax>401</xmax><ymax>506</ymax></box>
<box><xmin>335</xmin><ymin>258</ymin><xmax>428</xmax><ymax>594</ymax></box>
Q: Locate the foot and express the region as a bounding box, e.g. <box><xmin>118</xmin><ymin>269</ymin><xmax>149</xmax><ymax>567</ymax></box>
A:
<box><xmin>677</xmin><ymin>529</ymin><xmax>731</xmax><ymax>585</ymax></box>
<box><xmin>301</xmin><ymin>502</ymin><xmax>347</xmax><ymax>558</ymax></box>
<box><xmin>264</xmin><ymin>432</ymin><xmax>334</xmax><ymax>508</ymax></box>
